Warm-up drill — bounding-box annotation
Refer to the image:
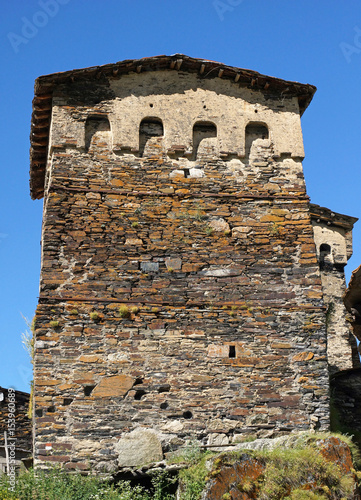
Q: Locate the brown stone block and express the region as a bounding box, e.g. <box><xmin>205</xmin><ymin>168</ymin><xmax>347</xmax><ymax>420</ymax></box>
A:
<box><xmin>36</xmin><ymin>379</ymin><xmax>61</xmax><ymax>386</ymax></box>
<box><xmin>73</xmin><ymin>372</ymin><xmax>95</xmax><ymax>384</ymax></box>
<box><xmin>92</xmin><ymin>374</ymin><xmax>134</xmax><ymax>398</ymax></box>
<box><xmin>79</xmin><ymin>355</ymin><xmax>101</xmax><ymax>363</ymax></box>
<box><xmin>299</xmin><ymin>258</ymin><xmax>318</xmax><ymax>265</ymax></box>
<box><xmin>260</xmin><ymin>214</ymin><xmax>284</xmax><ymax>222</ymax></box>
<box><xmin>271</xmin><ymin>342</ymin><xmax>293</xmax><ymax>349</ymax></box>
<box><xmin>292</xmin><ymin>352</ymin><xmax>314</xmax><ymax>362</ymax></box>
<box><xmin>306</xmin><ymin>290</ymin><xmax>322</xmax><ymax>299</ymax></box>
<box><xmin>297</xmin><ymin>376</ymin><xmax>309</xmax><ymax>383</ymax></box>
<box><xmin>202</xmin><ymin>454</ymin><xmax>264</xmax><ymax>499</ymax></box>
<box><xmin>229</xmin><ymin>408</ymin><xmax>249</xmax><ymax>416</ymax></box>
<box><xmin>52</xmin><ymin>424</ymin><xmax>66</xmax><ymax>430</ymax></box>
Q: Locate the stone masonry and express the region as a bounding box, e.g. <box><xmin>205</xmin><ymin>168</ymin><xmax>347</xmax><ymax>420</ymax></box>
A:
<box><xmin>29</xmin><ymin>55</ymin><xmax>359</xmax><ymax>472</ymax></box>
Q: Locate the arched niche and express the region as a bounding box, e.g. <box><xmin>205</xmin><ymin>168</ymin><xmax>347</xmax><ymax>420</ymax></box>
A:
<box><xmin>139</xmin><ymin>117</ymin><xmax>164</xmax><ymax>157</ymax></box>
<box><xmin>245</xmin><ymin>122</ymin><xmax>269</xmax><ymax>159</ymax></box>
<box><xmin>320</xmin><ymin>243</ymin><xmax>333</xmax><ymax>270</ymax></box>
<box><xmin>192</xmin><ymin>121</ymin><xmax>217</xmax><ymax>160</ymax></box>
<box><xmin>85</xmin><ymin>115</ymin><xmax>111</xmax><ymax>151</ymax></box>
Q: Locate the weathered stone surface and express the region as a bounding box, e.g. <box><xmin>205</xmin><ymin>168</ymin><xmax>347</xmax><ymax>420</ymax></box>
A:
<box><xmin>200</xmin><ymin>435</ymin><xmax>360</xmax><ymax>499</ymax></box>
<box><xmin>140</xmin><ymin>262</ymin><xmax>159</xmax><ymax>272</ymax></box>
<box><xmin>200</xmin><ymin>455</ymin><xmax>264</xmax><ymax>500</ymax></box>
<box><xmin>29</xmin><ymin>56</ymin><xmax>358</xmax><ymax>472</ymax></box>
<box><xmin>125</xmin><ymin>237</ymin><xmax>143</xmax><ymax>246</ymax></box>
<box><xmin>165</xmin><ymin>257</ymin><xmax>182</xmax><ymax>270</ymax></box>
<box><xmin>115</xmin><ymin>428</ymin><xmax>163</xmax><ymax>467</ymax></box>
<box><xmin>0</xmin><ymin>387</ymin><xmax>32</xmax><ymax>459</ymax></box>
<box><xmin>209</xmin><ymin>218</ymin><xmax>230</xmax><ymax>232</ymax></box>
<box><xmin>311</xmin><ymin>204</ymin><xmax>360</xmax><ymax>374</ymax></box>
<box><xmin>92</xmin><ymin>375</ymin><xmax>134</xmax><ymax>398</ymax></box>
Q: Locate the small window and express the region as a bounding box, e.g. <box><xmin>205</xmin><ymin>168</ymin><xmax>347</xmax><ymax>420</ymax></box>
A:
<box><xmin>85</xmin><ymin>115</ymin><xmax>111</xmax><ymax>151</ymax></box>
<box><xmin>139</xmin><ymin>117</ymin><xmax>164</xmax><ymax>157</ymax></box>
<box><xmin>320</xmin><ymin>243</ymin><xmax>332</xmax><ymax>269</ymax></box>
<box><xmin>320</xmin><ymin>243</ymin><xmax>331</xmax><ymax>255</ymax></box>
<box><xmin>192</xmin><ymin>121</ymin><xmax>217</xmax><ymax>160</ymax></box>
<box><xmin>229</xmin><ymin>345</ymin><xmax>236</xmax><ymax>358</ymax></box>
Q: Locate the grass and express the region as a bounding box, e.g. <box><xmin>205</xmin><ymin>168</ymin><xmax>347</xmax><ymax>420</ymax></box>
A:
<box><xmin>49</xmin><ymin>320</ymin><xmax>59</xmax><ymax>328</ymax></box>
<box><xmin>171</xmin><ymin>441</ymin><xmax>214</xmax><ymax>500</ymax></box>
<box><xmin>270</xmin><ymin>222</ymin><xmax>281</xmax><ymax>236</ymax></box>
<box><xmin>175</xmin><ymin>432</ymin><xmax>361</xmax><ymax>500</ymax></box>
<box><xmin>0</xmin><ymin>468</ymin><xmax>175</xmax><ymax>500</ymax></box>
<box><xmin>118</xmin><ymin>305</ymin><xmax>130</xmax><ymax>318</ymax></box>
<box><xmin>90</xmin><ymin>312</ymin><xmax>99</xmax><ymax>321</ymax></box>
<box><xmin>208</xmin><ymin>432</ymin><xmax>359</xmax><ymax>500</ymax></box>
<box><xmin>1</xmin><ymin>433</ymin><xmax>359</xmax><ymax>500</ymax></box>
<box><xmin>330</xmin><ymin>397</ymin><xmax>361</xmax><ymax>454</ymax></box>
<box><xmin>252</xmin><ymin>445</ymin><xmax>354</xmax><ymax>499</ymax></box>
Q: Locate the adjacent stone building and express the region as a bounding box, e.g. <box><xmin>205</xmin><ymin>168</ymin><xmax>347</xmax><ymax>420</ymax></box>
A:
<box><xmin>29</xmin><ymin>55</ymin><xmax>359</xmax><ymax>472</ymax></box>
<box><xmin>0</xmin><ymin>387</ymin><xmax>32</xmax><ymax>472</ymax></box>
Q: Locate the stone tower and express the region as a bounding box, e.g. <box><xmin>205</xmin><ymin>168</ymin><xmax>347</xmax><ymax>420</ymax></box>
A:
<box><xmin>29</xmin><ymin>55</ymin><xmax>358</xmax><ymax>472</ymax></box>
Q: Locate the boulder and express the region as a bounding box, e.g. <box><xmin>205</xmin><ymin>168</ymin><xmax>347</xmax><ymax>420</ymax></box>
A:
<box><xmin>116</xmin><ymin>428</ymin><xmax>163</xmax><ymax>467</ymax></box>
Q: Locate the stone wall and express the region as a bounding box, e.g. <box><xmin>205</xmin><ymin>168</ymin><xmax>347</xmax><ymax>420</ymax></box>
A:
<box><xmin>0</xmin><ymin>387</ymin><xmax>32</xmax><ymax>471</ymax></box>
<box><xmin>32</xmin><ymin>63</ymin><xmax>330</xmax><ymax>472</ymax></box>
<box><xmin>311</xmin><ymin>206</ymin><xmax>360</xmax><ymax>374</ymax></box>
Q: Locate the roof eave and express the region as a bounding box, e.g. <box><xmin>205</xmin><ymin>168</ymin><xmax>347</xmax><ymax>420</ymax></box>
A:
<box><xmin>30</xmin><ymin>54</ymin><xmax>317</xmax><ymax>200</ymax></box>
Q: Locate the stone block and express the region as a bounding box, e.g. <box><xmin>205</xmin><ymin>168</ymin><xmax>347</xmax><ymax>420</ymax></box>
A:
<box><xmin>116</xmin><ymin>428</ymin><xmax>163</xmax><ymax>467</ymax></box>
<box><xmin>140</xmin><ymin>262</ymin><xmax>159</xmax><ymax>272</ymax></box>
<box><xmin>165</xmin><ymin>257</ymin><xmax>182</xmax><ymax>270</ymax></box>
<box><xmin>92</xmin><ymin>374</ymin><xmax>134</xmax><ymax>398</ymax></box>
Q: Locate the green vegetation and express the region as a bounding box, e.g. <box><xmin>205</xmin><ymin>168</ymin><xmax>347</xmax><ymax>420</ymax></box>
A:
<box><xmin>1</xmin><ymin>433</ymin><xmax>359</xmax><ymax>499</ymax></box>
<box><xmin>49</xmin><ymin>320</ymin><xmax>59</xmax><ymax>328</ymax></box>
<box><xmin>171</xmin><ymin>441</ymin><xmax>214</xmax><ymax>500</ymax></box>
<box><xmin>21</xmin><ymin>316</ymin><xmax>35</xmax><ymax>419</ymax></box>
<box><xmin>89</xmin><ymin>312</ymin><xmax>99</xmax><ymax>321</ymax></box>
<box><xmin>270</xmin><ymin>222</ymin><xmax>281</xmax><ymax>236</ymax></box>
<box><xmin>118</xmin><ymin>305</ymin><xmax>130</xmax><ymax>318</ymax></box>
<box><xmin>253</xmin><ymin>443</ymin><xmax>354</xmax><ymax>499</ymax></box>
<box><xmin>206</xmin><ymin>433</ymin><xmax>360</xmax><ymax>500</ymax></box>
<box><xmin>193</xmin><ymin>208</ymin><xmax>207</xmax><ymax>221</ymax></box>
<box><xmin>0</xmin><ymin>468</ymin><xmax>175</xmax><ymax>500</ymax></box>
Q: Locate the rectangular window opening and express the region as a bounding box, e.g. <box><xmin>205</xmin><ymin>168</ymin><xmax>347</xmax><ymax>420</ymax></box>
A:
<box><xmin>229</xmin><ymin>345</ymin><xmax>236</xmax><ymax>358</ymax></box>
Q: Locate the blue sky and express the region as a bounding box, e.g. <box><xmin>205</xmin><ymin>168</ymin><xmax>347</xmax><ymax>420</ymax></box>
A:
<box><xmin>1</xmin><ymin>0</ymin><xmax>361</xmax><ymax>392</ymax></box>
